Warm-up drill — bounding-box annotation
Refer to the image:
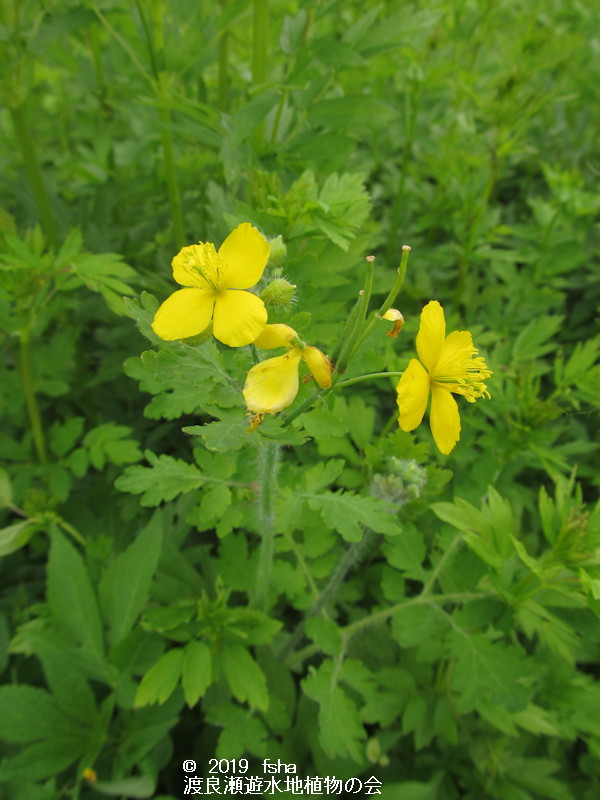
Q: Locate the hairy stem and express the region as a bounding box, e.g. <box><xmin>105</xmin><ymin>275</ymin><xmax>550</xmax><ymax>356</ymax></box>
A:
<box><xmin>9</xmin><ymin>103</ymin><xmax>58</xmax><ymax>249</ymax></box>
<box><xmin>280</xmin><ymin>532</ymin><xmax>375</xmax><ymax>661</ymax></box>
<box><xmin>19</xmin><ymin>330</ymin><xmax>47</xmax><ymax>464</ymax></box>
<box><xmin>251</xmin><ymin>442</ymin><xmax>280</xmax><ymax>610</ymax></box>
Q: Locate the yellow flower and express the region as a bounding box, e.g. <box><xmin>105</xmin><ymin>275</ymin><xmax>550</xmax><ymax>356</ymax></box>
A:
<box><xmin>396</xmin><ymin>300</ymin><xmax>491</xmax><ymax>455</ymax></box>
<box><xmin>243</xmin><ymin>324</ymin><xmax>332</xmax><ymax>413</ymax></box>
<box><xmin>151</xmin><ymin>223</ymin><xmax>270</xmax><ymax>347</ymax></box>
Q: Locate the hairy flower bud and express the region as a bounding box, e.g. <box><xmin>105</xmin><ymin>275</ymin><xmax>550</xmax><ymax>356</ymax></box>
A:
<box><xmin>267</xmin><ymin>235</ymin><xmax>287</xmax><ymax>267</ymax></box>
<box><xmin>260</xmin><ymin>278</ymin><xmax>296</xmax><ymax>309</ymax></box>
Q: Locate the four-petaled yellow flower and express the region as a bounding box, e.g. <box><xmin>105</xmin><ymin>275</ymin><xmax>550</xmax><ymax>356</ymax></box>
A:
<box><xmin>244</xmin><ymin>324</ymin><xmax>332</xmax><ymax>413</ymax></box>
<box><xmin>396</xmin><ymin>300</ymin><xmax>491</xmax><ymax>455</ymax></box>
<box><xmin>151</xmin><ymin>223</ymin><xmax>270</xmax><ymax>347</ymax></box>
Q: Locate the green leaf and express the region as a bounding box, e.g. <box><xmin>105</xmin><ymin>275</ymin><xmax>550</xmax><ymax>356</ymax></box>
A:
<box><xmin>181</xmin><ymin>641</ymin><xmax>212</xmax><ymax>707</ymax></box>
<box><xmin>0</xmin><ymin>735</ymin><xmax>86</xmax><ymax>783</ymax></box>
<box><xmin>47</xmin><ymin>531</ymin><xmax>105</xmax><ymax>661</ymax></box>
<box><xmin>303</xmin><ymin>459</ymin><xmax>345</xmax><ymax>493</ymax></box>
<box><xmin>135</xmin><ymin>649</ymin><xmax>183</xmax><ymax>707</ymax></box>
<box><xmin>0</xmin><ymin>686</ymin><xmax>73</xmax><ymax>743</ymax></box>
<box><xmin>91</xmin><ymin>776</ymin><xmax>155</xmax><ymax>798</ymax></box>
<box><xmin>99</xmin><ymin>514</ymin><xmax>163</xmax><ymax>647</ymax></box>
<box><xmin>207</xmin><ymin>704</ymin><xmax>268</xmax><ymax>758</ymax></box>
<box><xmin>0</xmin><ymin>519</ymin><xmax>40</xmax><ymax>557</ymax></box>
<box><xmin>382</xmin><ymin>523</ymin><xmax>427</xmax><ymax>581</ymax></box>
<box><xmin>432</xmin><ymin>499</ymin><xmax>501</xmax><ymax>568</ymax></box>
<box><xmin>302</xmin><ymin>408</ymin><xmax>349</xmax><ymax>440</ymax></box>
<box><xmin>220</xmin><ymin>642</ymin><xmax>268</xmax><ymax>711</ymax></box>
<box><xmin>185</xmin><ymin>418</ymin><xmax>249</xmax><ymax>452</ymax></box>
<box><xmin>302</xmin><ymin>659</ymin><xmax>365</xmax><ymax>761</ymax></box>
<box><xmin>450</xmin><ymin>631</ymin><xmax>532</xmax><ymax>713</ymax></box>
<box><xmin>512</xmin><ymin>315</ymin><xmax>563</xmax><ymax>362</ymax></box>
<box><xmin>115</xmin><ymin>451</ymin><xmax>204</xmax><ymax>506</ymax></box>
<box><xmin>307</xmin><ymin>490</ymin><xmax>399</xmax><ymax>542</ymax></box>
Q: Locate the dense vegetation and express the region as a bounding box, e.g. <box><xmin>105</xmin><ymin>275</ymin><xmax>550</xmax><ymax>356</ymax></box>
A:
<box><xmin>1</xmin><ymin>1</ymin><xmax>599</xmax><ymax>798</ymax></box>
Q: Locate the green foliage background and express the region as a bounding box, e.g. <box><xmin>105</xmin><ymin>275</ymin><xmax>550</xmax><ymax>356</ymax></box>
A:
<box><xmin>0</xmin><ymin>0</ymin><xmax>599</xmax><ymax>798</ymax></box>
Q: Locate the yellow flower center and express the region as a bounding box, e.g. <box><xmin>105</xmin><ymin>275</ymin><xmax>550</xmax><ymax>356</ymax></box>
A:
<box><xmin>431</xmin><ymin>347</ymin><xmax>492</xmax><ymax>403</ymax></box>
<box><xmin>188</xmin><ymin>243</ymin><xmax>223</xmax><ymax>293</ymax></box>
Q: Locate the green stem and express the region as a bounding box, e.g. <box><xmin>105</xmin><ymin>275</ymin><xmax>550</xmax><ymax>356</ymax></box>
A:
<box><xmin>335</xmin><ymin>371</ymin><xmax>404</xmax><ymax>389</ymax></box>
<box><xmin>158</xmin><ymin>102</ymin><xmax>185</xmax><ymax>249</ymax></box>
<box><xmin>286</xmin><ymin>592</ymin><xmax>488</xmax><ymax>668</ymax></box>
<box><xmin>9</xmin><ymin>103</ymin><xmax>58</xmax><ymax>249</ymax></box>
<box><xmin>252</xmin><ymin>0</ymin><xmax>269</xmax><ymax>148</ymax></box>
<box><xmin>251</xmin><ymin>442</ymin><xmax>280</xmax><ymax>610</ymax></box>
<box><xmin>353</xmin><ymin>244</ymin><xmax>411</xmax><ymax>352</ymax></box>
<box><xmin>56</xmin><ymin>516</ymin><xmax>87</xmax><ymax>546</ymax></box>
<box><xmin>218</xmin><ymin>14</ymin><xmax>229</xmax><ymax>111</ymax></box>
<box><xmin>280</xmin><ymin>533</ymin><xmax>375</xmax><ymax>661</ymax></box>
<box><xmin>280</xmin><ymin>386</ymin><xmax>330</xmax><ymax>428</ymax></box>
<box><xmin>19</xmin><ymin>330</ymin><xmax>47</xmax><ymax>464</ymax></box>
<box><xmin>333</xmin><ymin>256</ymin><xmax>374</xmax><ymax>376</ymax></box>
<box><xmin>252</xmin><ymin>0</ymin><xmax>268</xmax><ymax>84</ymax></box>
<box><xmin>270</xmin><ymin>9</ymin><xmax>312</xmax><ymax>144</ymax></box>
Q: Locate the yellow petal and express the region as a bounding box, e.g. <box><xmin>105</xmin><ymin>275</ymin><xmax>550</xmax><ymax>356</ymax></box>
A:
<box><xmin>303</xmin><ymin>346</ymin><xmax>332</xmax><ymax>388</ymax></box>
<box><xmin>171</xmin><ymin>243</ymin><xmax>219</xmax><ymax>290</ymax></box>
<box><xmin>212</xmin><ymin>289</ymin><xmax>267</xmax><ymax>347</ymax></box>
<box><xmin>253</xmin><ymin>323</ymin><xmax>298</xmax><ymax>349</ymax></box>
<box><xmin>396</xmin><ymin>358</ymin><xmax>430</xmax><ymax>431</ymax></box>
<box><xmin>243</xmin><ymin>350</ymin><xmax>302</xmax><ymax>413</ymax></box>
<box><xmin>151</xmin><ymin>288</ymin><xmax>215</xmax><ymax>341</ymax></box>
<box><xmin>218</xmin><ymin>223</ymin><xmax>270</xmax><ymax>289</ymax></box>
<box><xmin>430</xmin><ymin>384</ymin><xmax>461</xmax><ymax>455</ymax></box>
<box><xmin>416</xmin><ymin>300</ymin><xmax>446</xmax><ymax>373</ymax></box>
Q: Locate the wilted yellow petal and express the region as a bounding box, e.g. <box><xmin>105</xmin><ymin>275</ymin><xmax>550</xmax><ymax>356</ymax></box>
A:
<box><xmin>151</xmin><ymin>288</ymin><xmax>215</xmax><ymax>341</ymax></box>
<box><xmin>243</xmin><ymin>349</ymin><xmax>302</xmax><ymax>413</ymax></box>
<box><xmin>383</xmin><ymin>308</ymin><xmax>404</xmax><ymax>338</ymax></box>
<box><xmin>303</xmin><ymin>346</ymin><xmax>332</xmax><ymax>388</ymax></box>
<box><xmin>416</xmin><ymin>300</ymin><xmax>446</xmax><ymax>373</ymax></box>
<box><xmin>212</xmin><ymin>289</ymin><xmax>267</xmax><ymax>347</ymax></box>
<box><xmin>253</xmin><ymin>324</ymin><xmax>298</xmax><ymax>349</ymax></box>
<box><xmin>430</xmin><ymin>384</ymin><xmax>461</xmax><ymax>455</ymax></box>
<box><xmin>396</xmin><ymin>358</ymin><xmax>430</xmax><ymax>432</ymax></box>
<box><xmin>218</xmin><ymin>223</ymin><xmax>270</xmax><ymax>289</ymax></box>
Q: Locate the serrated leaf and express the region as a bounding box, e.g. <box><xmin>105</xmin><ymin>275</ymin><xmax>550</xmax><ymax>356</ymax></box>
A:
<box><xmin>303</xmin><ymin>459</ymin><xmax>345</xmax><ymax>493</ymax></box>
<box><xmin>220</xmin><ymin>642</ymin><xmax>268</xmax><ymax>711</ymax></box>
<box><xmin>307</xmin><ymin>490</ymin><xmax>399</xmax><ymax>542</ymax></box>
<box><xmin>135</xmin><ymin>649</ymin><xmax>183</xmax><ymax>707</ymax></box>
<box><xmin>450</xmin><ymin>631</ymin><xmax>532</xmax><ymax>713</ymax></box>
<box><xmin>185</xmin><ymin>419</ymin><xmax>249</xmax><ymax>451</ymax></box>
<box><xmin>182</xmin><ymin>641</ymin><xmax>212</xmax><ymax>707</ymax></box>
<box><xmin>115</xmin><ymin>451</ymin><xmax>204</xmax><ymax>506</ymax></box>
<box><xmin>302</xmin><ymin>659</ymin><xmax>365</xmax><ymax>761</ymax></box>
<box><xmin>99</xmin><ymin>514</ymin><xmax>162</xmax><ymax>647</ymax></box>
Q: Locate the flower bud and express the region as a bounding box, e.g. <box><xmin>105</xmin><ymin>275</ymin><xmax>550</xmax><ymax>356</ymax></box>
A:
<box><xmin>267</xmin><ymin>235</ymin><xmax>287</xmax><ymax>267</ymax></box>
<box><xmin>260</xmin><ymin>278</ymin><xmax>297</xmax><ymax>309</ymax></box>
